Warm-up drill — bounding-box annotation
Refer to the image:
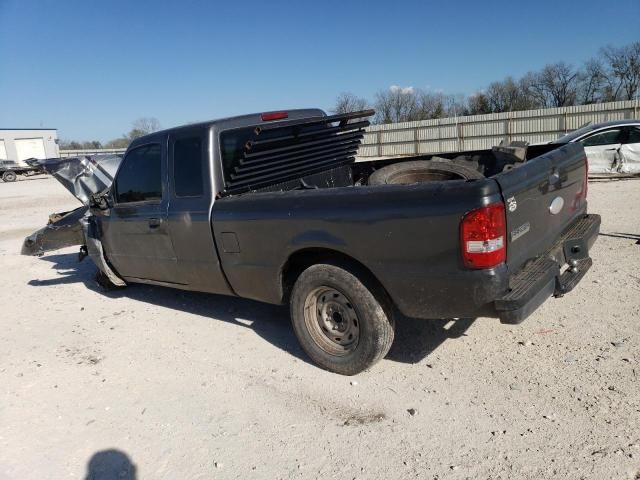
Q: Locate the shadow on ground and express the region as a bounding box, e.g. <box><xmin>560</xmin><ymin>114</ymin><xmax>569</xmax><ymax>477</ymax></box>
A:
<box><xmin>599</xmin><ymin>232</ymin><xmax>640</xmax><ymax>244</ymax></box>
<box><xmin>84</xmin><ymin>449</ymin><xmax>136</xmax><ymax>480</ymax></box>
<box><xmin>29</xmin><ymin>252</ymin><xmax>474</xmax><ymax>367</ymax></box>
<box><xmin>387</xmin><ymin>316</ymin><xmax>474</xmax><ymax>364</ymax></box>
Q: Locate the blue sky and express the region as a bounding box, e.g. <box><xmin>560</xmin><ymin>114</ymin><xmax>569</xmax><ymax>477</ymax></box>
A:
<box><xmin>0</xmin><ymin>0</ymin><xmax>638</xmax><ymax>141</ymax></box>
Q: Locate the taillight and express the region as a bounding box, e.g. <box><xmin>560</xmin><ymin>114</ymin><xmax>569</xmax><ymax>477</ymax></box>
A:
<box><xmin>460</xmin><ymin>202</ymin><xmax>506</xmax><ymax>269</ymax></box>
<box><xmin>261</xmin><ymin>111</ymin><xmax>289</xmax><ymax>121</ymax></box>
<box><xmin>572</xmin><ymin>155</ymin><xmax>589</xmax><ymax>212</ymax></box>
<box><xmin>584</xmin><ymin>156</ymin><xmax>589</xmax><ymax>198</ymax></box>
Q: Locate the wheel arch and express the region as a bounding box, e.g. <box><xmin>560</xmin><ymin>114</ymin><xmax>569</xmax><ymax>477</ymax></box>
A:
<box><xmin>280</xmin><ymin>248</ymin><xmax>392</xmax><ymax>310</ymax></box>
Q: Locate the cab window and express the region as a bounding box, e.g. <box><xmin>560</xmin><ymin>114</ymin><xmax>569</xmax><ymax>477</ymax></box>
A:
<box><xmin>580</xmin><ymin>129</ymin><xmax>622</xmax><ymax>147</ymax></box>
<box><xmin>115</xmin><ymin>144</ymin><xmax>162</xmax><ymax>203</ymax></box>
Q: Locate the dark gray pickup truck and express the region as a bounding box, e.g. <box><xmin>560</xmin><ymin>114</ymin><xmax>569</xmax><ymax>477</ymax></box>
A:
<box><xmin>25</xmin><ymin>109</ymin><xmax>600</xmax><ymax>375</ymax></box>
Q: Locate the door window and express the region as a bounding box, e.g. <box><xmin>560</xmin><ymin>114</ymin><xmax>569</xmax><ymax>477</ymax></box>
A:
<box><xmin>623</xmin><ymin>127</ymin><xmax>640</xmax><ymax>144</ymax></box>
<box><xmin>173</xmin><ymin>136</ymin><xmax>204</xmax><ymax>197</ymax></box>
<box><xmin>115</xmin><ymin>144</ymin><xmax>162</xmax><ymax>203</ymax></box>
<box><xmin>580</xmin><ymin>129</ymin><xmax>622</xmax><ymax>147</ymax></box>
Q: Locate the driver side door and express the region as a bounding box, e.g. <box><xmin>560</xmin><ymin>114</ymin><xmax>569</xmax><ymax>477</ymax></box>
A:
<box><xmin>101</xmin><ymin>141</ymin><xmax>179</xmax><ymax>283</ymax></box>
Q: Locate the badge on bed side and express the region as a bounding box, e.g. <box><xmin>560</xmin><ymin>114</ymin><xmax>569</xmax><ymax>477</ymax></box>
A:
<box><xmin>511</xmin><ymin>222</ymin><xmax>530</xmax><ymax>242</ymax></box>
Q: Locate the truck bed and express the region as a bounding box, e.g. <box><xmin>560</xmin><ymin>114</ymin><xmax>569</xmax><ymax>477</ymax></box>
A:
<box><xmin>213</xmin><ymin>138</ymin><xmax>593</xmax><ymax>322</ymax></box>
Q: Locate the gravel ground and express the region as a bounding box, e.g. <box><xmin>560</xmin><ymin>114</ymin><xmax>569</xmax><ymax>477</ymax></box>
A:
<box><xmin>0</xmin><ymin>175</ymin><xmax>638</xmax><ymax>480</ymax></box>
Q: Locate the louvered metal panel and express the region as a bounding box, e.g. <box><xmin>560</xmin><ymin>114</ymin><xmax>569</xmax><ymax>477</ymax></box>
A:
<box><xmin>223</xmin><ymin>110</ymin><xmax>372</xmax><ymax>194</ymax></box>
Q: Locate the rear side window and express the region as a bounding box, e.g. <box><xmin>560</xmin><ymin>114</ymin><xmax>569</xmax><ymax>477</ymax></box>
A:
<box><xmin>220</xmin><ymin>128</ymin><xmax>254</xmax><ymax>180</ymax></box>
<box><xmin>580</xmin><ymin>129</ymin><xmax>622</xmax><ymax>147</ymax></box>
<box><xmin>219</xmin><ymin>127</ymin><xmax>280</xmax><ymax>184</ymax></box>
<box><xmin>624</xmin><ymin>127</ymin><xmax>640</xmax><ymax>144</ymax></box>
<box><xmin>219</xmin><ymin>124</ymin><xmax>327</xmax><ymax>186</ymax></box>
<box><xmin>115</xmin><ymin>144</ymin><xmax>162</xmax><ymax>203</ymax></box>
<box><xmin>173</xmin><ymin>136</ymin><xmax>203</xmax><ymax>197</ymax></box>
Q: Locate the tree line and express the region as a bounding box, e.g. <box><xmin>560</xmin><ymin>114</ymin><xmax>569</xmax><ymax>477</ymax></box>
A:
<box><xmin>59</xmin><ymin>117</ymin><xmax>161</xmax><ymax>150</ymax></box>
<box><xmin>334</xmin><ymin>41</ymin><xmax>640</xmax><ymax>123</ymax></box>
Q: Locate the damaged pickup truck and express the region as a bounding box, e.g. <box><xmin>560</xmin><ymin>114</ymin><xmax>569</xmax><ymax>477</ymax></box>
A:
<box><xmin>24</xmin><ymin>109</ymin><xmax>600</xmax><ymax>375</ymax></box>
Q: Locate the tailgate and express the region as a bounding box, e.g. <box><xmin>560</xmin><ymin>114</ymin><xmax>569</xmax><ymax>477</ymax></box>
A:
<box><xmin>493</xmin><ymin>143</ymin><xmax>588</xmax><ymax>271</ymax></box>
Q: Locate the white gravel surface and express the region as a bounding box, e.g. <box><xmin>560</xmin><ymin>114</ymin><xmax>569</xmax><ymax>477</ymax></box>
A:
<box><xmin>0</xmin><ymin>176</ymin><xmax>638</xmax><ymax>479</ymax></box>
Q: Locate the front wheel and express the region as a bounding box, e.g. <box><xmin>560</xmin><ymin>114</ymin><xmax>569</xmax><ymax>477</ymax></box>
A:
<box><xmin>95</xmin><ymin>270</ymin><xmax>126</xmax><ymax>291</ymax></box>
<box><xmin>2</xmin><ymin>171</ymin><xmax>17</xmax><ymax>182</ymax></box>
<box><xmin>290</xmin><ymin>263</ymin><xmax>395</xmax><ymax>375</ymax></box>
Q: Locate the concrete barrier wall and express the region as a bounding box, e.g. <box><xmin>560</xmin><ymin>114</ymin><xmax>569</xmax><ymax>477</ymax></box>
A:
<box><xmin>359</xmin><ymin>99</ymin><xmax>640</xmax><ymax>157</ymax></box>
<box><xmin>59</xmin><ymin>148</ymin><xmax>126</xmax><ymax>158</ymax></box>
<box><xmin>58</xmin><ymin>100</ymin><xmax>640</xmax><ymax>160</ymax></box>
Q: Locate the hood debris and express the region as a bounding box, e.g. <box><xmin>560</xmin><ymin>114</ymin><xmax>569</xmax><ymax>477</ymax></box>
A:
<box><xmin>26</xmin><ymin>154</ymin><xmax>122</xmax><ymax>206</ymax></box>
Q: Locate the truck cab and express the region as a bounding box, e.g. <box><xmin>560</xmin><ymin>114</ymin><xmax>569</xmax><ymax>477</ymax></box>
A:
<box><xmin>98</xmin><ymin>109</ymin><xmax>325</xmax><ymax>294</ymax></box>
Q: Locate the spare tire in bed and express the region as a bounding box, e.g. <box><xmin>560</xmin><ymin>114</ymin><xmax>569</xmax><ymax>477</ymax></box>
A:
<box><xmin>368</xmin><ymin>160</ymin><xmax>484</xmax><ymax>185</ymax></box>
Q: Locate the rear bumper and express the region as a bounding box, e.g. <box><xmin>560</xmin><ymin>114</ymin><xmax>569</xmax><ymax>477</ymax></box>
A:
<box><xmin>495</xmin><ymin>214</ymin><xmax>600</xmax><ymax>324</ymax></box>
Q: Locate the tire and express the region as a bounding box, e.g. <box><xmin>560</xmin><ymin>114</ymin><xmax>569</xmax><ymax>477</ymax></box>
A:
<box><xmin>2</xmin><ymin>171</ymin><xmax>17</xmax><ymax>182</ymax></box>
<box><xmin>95</xmin><ymin>270</ymin><xmax>125</xmax><ymax>291</ymax></box>
<box><xmin>290</xmin><ymin>263</ymin><xmax>395</xmax><ymax>375</ymax></box>
<box><xmin>368</xmin><ymin>160</ymin><xmax>484</xmax><ymax>185</ymax></box>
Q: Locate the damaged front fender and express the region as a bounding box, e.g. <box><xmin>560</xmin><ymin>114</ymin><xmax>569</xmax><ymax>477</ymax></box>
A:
<box><xmin>21</xmin><ymin>206</ymin><xmax>89</xmax><ymax>256</ymax></box>
<box><xmin>82</xmin><ymin>216</ymin><xmax>126</xmax><ymax>287</ymax></box>
<box><xmin>22</xmin><ymin>154</ymin><xmax>126</xmax><ymax>287</ymax></box>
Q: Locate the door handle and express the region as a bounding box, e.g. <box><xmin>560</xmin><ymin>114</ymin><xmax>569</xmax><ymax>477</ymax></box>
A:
<box><xmin>148</xmin><ymin>217</ymin><xmax>162</xmax><ymax>228</ymax></box>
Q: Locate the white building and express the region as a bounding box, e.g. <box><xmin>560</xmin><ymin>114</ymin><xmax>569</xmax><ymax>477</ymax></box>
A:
<box><xmin>0</xmin><ymin>129</ymin><xmax>59</xmax><ymax>165</ymax></box>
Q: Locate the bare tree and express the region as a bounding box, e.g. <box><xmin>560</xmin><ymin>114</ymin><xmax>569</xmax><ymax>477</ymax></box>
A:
<box><xmin>333</xmin><ymin>92</ymin><xmax>370</xmax><ymax>114</ymax></box>
<box><xmin>442</xmin><ymin>93</ymin><xmax>468</xmax><ymax>117</ymax></box>
<box><xmin>467</xmin><ymin>92</ymin><xmax>491</xmax><ymax>115</ymax></box>
<box><xmin>601</xmin><ymin>42</ymin><xmax>640</xmax><ymax>100</ymax></box>
<box><xmin>520</xmin><ymin>72</ymin><xmax>548</xmax><ymax>108</ymax></box>
<box><xmin>373</xmin><ymin>87</ymin><xmax>455</xmax><ymax>123</ymax></box>
<box><xmin>486</xmin><ymin>77</ymin><xmax>535</xmax><ymax>112</ymax></box>
<box><xmin>373</xmin><ymin>86</ymin><xmax>419</xmax><ymax>123</ymax></box>
<box><xmin>577</xmin><ymin>59</ymin><xmax>609</xmax><ymax>104</ymax></box>
<box><xmin>539</xmin><ymin>62</ymin><xmax>578</xmax><ymax>107</ymax></box>
<box><xmin>415</xmin><ymin>91</ymin><xmax>446</xmax><ymax>119</ymax></box>
<box><xmin>129</xmin><ymin>117</ymin><xmax>161</xmax><ymax>139</ymax></box>
<box><xmin>518</xmin><ymin>64</ymin><xmax>578</xmax><ymax>109</ymax></box>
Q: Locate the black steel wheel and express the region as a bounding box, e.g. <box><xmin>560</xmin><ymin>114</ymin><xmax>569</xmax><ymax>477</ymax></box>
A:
<box><xmin>303</xmin><ymin>286</ymin><xmax>361</xmax><ymax>356</ymax></box>
<box><xmin>290</xmin><ymin>263</ymin><xmax>394</xmax><ymax>375</ymax></box>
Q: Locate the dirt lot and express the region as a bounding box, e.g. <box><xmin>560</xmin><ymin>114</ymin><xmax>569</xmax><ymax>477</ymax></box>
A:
<box><xmin>0</xmin><ymin>175</ymin><xmax>638</xmax><ymax>480</ymax></box>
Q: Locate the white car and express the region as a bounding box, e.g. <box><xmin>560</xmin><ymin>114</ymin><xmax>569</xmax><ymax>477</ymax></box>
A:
<box><xmin>552</xmin><ymin>120</ymin><xmax>640</xmax><ymax>175</ymax></box>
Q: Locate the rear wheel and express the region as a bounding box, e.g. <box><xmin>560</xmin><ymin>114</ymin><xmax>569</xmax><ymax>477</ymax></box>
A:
<box><xmin>290</xmin><ymin>263</ymin><xmax>394</xmax><ymax>375</ymax></box>
<box><xmin>2</xmin><ymin>171</ymin><xmax>17</xmax><ymax>182</ymax></box>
